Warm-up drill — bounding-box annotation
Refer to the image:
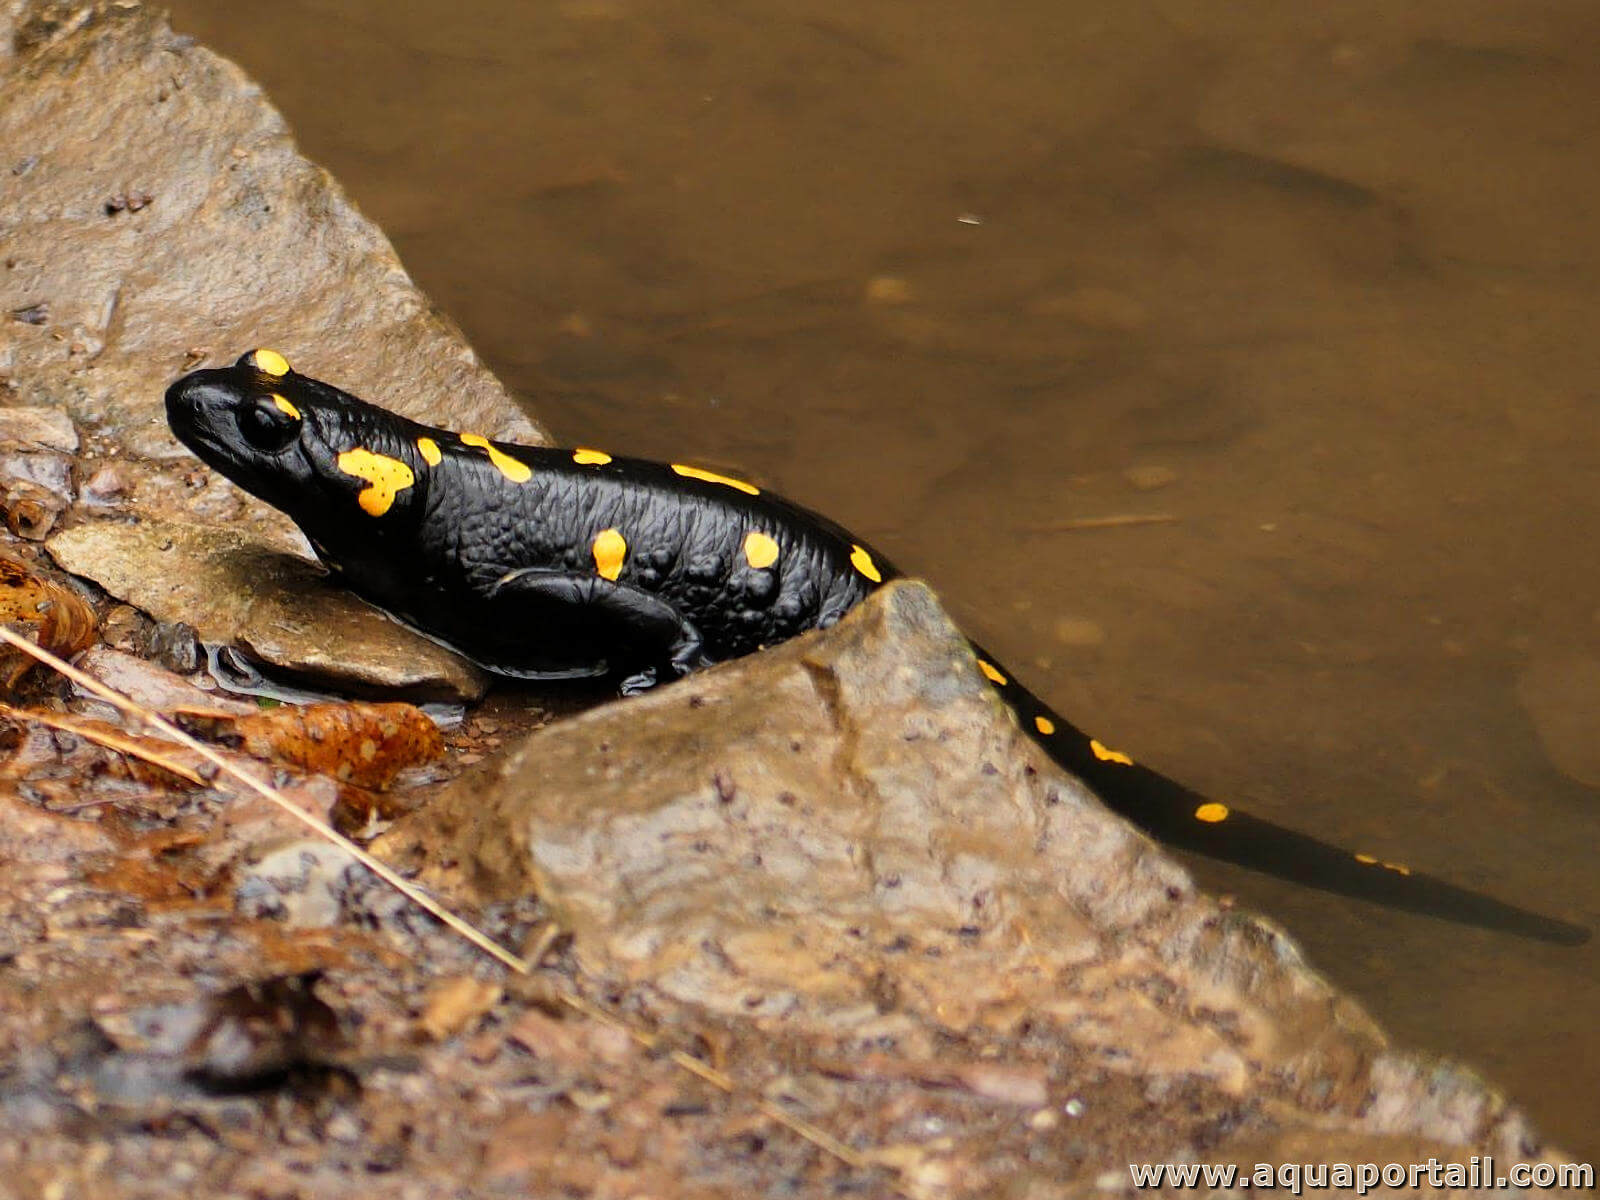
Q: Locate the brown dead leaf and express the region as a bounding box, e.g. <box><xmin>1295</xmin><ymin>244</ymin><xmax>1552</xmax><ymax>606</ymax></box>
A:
<box><xmin>0</xmin><ymin>557</ymin><xmax>97</xmax><ymax>686</ymax></box>
<box><xmin>205</xmin><ymin>702</ymin><xmax>444</xmax><ymax>789</ymax></box>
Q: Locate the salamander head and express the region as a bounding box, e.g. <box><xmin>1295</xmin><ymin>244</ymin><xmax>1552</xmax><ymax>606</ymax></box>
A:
<box><xmin>166</xmin><ymin>350</ymin><xmax>422</xmax><ymax>526</ymax></box>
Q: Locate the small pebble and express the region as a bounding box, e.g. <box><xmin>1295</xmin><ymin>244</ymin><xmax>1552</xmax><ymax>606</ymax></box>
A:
<box><xmin>81</xmin><ymin>463</ymin><xmax>131</xmax><ymax>503</ymax></box>
<box><xmin>151</xmin><ymin>621</ymin><xmax>200</xmax><ymax>674</ymax></box>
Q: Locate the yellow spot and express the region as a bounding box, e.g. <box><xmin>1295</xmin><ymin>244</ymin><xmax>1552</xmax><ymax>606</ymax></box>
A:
<box><xmin>460</xmin><ymin>433</ymin><xmax>532</xmax><ymax>483</ymax></box>
<box><xmin>270</xmin><ymin>393</ymin><xmax>300</xmax><ymax>419</ymax></box>
<box><xmin>416</xmin><ymin>436</ymin><xmax>442</xmax><ymax>466</ymax></box>
<box><xmin>336</xmin><ymin>447</ymin><xmax>415</xmax><ymax>517</ymax></box>
<box><xmin>1383</xmin><ymin>861</ymin><xmax>1411</xmax><ymax>876</ymax></box>
<box><xmin>1194</xmin><ymin>802</ymin><xmax>1230</xmax><ymax>823</ymax></box>
<box><xmin>573</xmin><ymin>448</ymin><xmax>612</xmax><ymax>465</ymax></box>
<box><xmin>743</xmin><ymin>530</ymin><xmax>780</xmax><ymax>570</ymax></box>
<box><xmin>1034</xmin><ymin>715</ymin><xmax>1056</xmax><ymax>736</ymax></box>
<box><xmin>1354</xmin><ymin>852</ymin><xmax>1377</xmax><ymax>864</ymax></box>
<box><xmin>977</xmin><ymin>660</ymin><xmax>1008</xmax><ymax>686</ymax></box>
<box><xmin>1089</xmin><ymin>738</ymin><xmax>1134</xmax><ymax>766</ymax></box>
<box><xmin>671</xmin><ymin>463</ymin><xmax>759</xmax><ymax>495</ymax></box>
<box><xmin>249</xmin><ymin>348</ymin><xmax>290</xmax><ymax>377</ymax></box>
<box><xmin>850</xmin><ymin>543</ymin><xmax>883</xmax><ymax>583</ymax></box>
<box><xmin>592</xmin><ymin>528</ymin><xmax>627</xmax><ymax>581</ymax></box>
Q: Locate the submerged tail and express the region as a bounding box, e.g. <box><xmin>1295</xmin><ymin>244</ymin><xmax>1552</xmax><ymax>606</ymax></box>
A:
<box><xmin>967</xmin><ymin>647</ymin><xmax>1590</xmax><ymax>946</ymax></box>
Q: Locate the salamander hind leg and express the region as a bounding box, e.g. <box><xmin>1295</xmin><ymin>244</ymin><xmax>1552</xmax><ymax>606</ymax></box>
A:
<box><xmin>486</xmin><ymin>567</ymin><xmax>706</xmax><ymax>692</ymax></box>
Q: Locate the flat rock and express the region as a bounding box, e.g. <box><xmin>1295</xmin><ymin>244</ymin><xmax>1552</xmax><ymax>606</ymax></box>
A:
<box><xmin>386</xmin><ymin>581</ymin><xmax>1567</xmax><ymax>1176</ymax></box>
<box><xmin>1</xmin><ymin>0</ymin><xmax>536</xmax><ymax>693</ymax></box>
<box><xmin>48</xmin><ymin>518</ymin><xmax>486</xmax><ymax>701</ymax></box>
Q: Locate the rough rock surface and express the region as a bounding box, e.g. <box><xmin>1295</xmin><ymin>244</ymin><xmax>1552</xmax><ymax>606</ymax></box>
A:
<box><xmin>387</xmin><ymin>581</ymin><xmax>1573</xmax><ymax>1181</ymax></box>
<box><xmin>1</xmin><ymin>0</ymin><xmax>533</xmax><ymax>690</ymax></box>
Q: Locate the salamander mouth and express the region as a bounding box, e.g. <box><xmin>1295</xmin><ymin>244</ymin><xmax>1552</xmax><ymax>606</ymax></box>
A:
<box><xmin>165</xmin><ymin>369</ymin><xmax>239</xmax><ymax>461</ymax></box>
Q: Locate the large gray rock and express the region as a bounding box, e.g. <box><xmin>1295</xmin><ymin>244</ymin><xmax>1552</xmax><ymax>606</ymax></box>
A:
<box><xmin>387</xmin><ymin>581</ymin><xmax>1572</xmax><ymax>1181</ymax></box>
<box><xmin>1</xmin><ymin>0</ymin><xmax>531</xmax><ymax>691</ymax></box>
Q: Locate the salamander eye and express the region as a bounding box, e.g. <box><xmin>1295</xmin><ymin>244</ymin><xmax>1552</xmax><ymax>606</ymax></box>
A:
<box><xmin>236</xmin><ymin>395</ymin><xmax>301</xmax><ymax>453</ymax></box>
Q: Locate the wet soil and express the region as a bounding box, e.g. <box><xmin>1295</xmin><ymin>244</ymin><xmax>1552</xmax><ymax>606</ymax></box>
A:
<box><xmin>160</xmin><ymin>0</ymin><xmax>1600</xmax><ymax>1155</ymax></box>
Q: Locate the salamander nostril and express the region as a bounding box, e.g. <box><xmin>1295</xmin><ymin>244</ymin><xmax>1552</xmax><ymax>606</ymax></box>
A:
<box><xmin>164</xmin><ymin>371</ymin><xmax>206</xmax><ymax>421</ymax></box>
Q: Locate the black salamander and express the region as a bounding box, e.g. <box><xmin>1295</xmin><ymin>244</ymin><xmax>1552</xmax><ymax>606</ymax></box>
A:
<box><xmin>165</xmin><ymin>350</ymin><xmax>1589</xmax><ymax>946</ymax></box>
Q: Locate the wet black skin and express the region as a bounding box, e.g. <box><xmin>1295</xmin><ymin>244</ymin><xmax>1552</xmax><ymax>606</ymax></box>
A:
<box><xmin>166</xmin><ymin>353</ymin><xmax>1590</xmax><ymax>946</ymax></box>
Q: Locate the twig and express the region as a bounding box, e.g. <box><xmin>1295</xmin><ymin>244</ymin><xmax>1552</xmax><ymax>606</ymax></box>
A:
<box><xmin>0</xmin><ymin>702</ymin><xmax>208</xmax><ymax>786</ymax></box>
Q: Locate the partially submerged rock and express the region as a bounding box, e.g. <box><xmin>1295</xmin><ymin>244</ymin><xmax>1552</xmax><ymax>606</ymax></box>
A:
<box><xmin>1</xmin><ymin>0</ymin><xmax>532</xmax><ymax>692</ymax></box>
<box><xmin>387</xmin><ymin>581</ymin><xmax>1567</xmax><ymax>1177</ymax></box>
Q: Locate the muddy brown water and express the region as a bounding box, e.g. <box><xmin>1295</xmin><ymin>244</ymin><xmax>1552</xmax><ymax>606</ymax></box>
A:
<box><xmin>165</xmin><ymin>0</ymin><xmax>1600</xmax><ymax>1156</ymax></box>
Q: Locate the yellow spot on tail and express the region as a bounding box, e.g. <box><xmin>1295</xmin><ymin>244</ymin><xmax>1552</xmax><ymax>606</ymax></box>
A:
<box><xmin>1354</xmin><ymin>852</ymin><xmax>1378</xmax><ymax>865</ymax></box>
<box><xmin>850</xmin><ymin>543</ymin><xmax>883</xmax><ymax>583</ymax></box>
<box><xmin>1194</xmin><ymin>802</ymin><xmax>1230</xmax><ymax>823</ymax></box>
<box><xmin>978</xmin><ymin>660</ymin><xmax>1008</xmax><ymax>685</ymax></box>
<box><xmin>249</xmin><ymin>348</ymin><xmax>290</xmax><ymax>377</ymax></box>
<box><xmin>671</xmin><ymin>463</ymin><xmax>759</xmax><ymax>495</ymax></box>
<box><xmin>270</xmin><ymin>394</ymin><xmax>300</xmax><ymax>419</ymax></box>
<box><xmin>416</xmin><ymin>437</ymin><xmax>442</xmax><ymax>466</ymax></box>
<box><xmin>592</xmin><ymin>528</ymin><xmax>627</xmax><ymax>581</ymax></box>
<box><xmin>1383</xmin><ymin>860</ymin><xmax>1411</xmax><ymax>876</ymax></box>
<box><xmin>743</xmin><ymin>530</ymin><xmax>780</xmax><ymax>570</ymax></box>
<box><xmin>336</xmin><ymin>447</ymin><xmax>415</xmax><ymax>517</ymax></box>
<box><xmin>460</xmin><ymin>433</ymin><xmax>533</xmax><ymax>483</ymax></box>
<box><xmin>1089</xmin><ymin>738</ymin><xmax>1134</xmax><ymax>766</ymax></box>
<box><xmin>573</xmin><ymin>448</ymin><xmax>612</xmax><ymax>465</ymax></box>
<box><xmin>1034</xmin><ymin>715</ymin><xmax>1056</xmax><ymax>736</ymax></box>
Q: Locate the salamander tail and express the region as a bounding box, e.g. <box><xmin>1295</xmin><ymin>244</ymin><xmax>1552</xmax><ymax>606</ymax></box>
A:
<box><xmin>966</xmin><ymin>647</ymin><xmax>1590</xmax><ymax>946</ymax></box>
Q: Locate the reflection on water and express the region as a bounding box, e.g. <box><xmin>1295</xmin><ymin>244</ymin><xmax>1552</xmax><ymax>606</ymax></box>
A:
<box><xmin>167</xmin><ymin>0</ymin><xmax>1600</xmax><ymax>1153</ymax></box>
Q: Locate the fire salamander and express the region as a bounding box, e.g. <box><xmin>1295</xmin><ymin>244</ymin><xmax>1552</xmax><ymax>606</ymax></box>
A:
<box><xmin>166</xmin><ymin>350</ymin><xmax>1589</xmax><ymax>945</ymax></box>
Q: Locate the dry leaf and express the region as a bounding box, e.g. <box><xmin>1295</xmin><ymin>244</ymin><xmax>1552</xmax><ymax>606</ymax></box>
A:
<box><xmin>0</xmin><ymin>557</ymin><xmax>97</xmax><ymax>686</ymax></box>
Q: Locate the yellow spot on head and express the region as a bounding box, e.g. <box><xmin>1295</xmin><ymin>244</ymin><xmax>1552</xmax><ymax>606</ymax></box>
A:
<box><xmin>270</xmin><ymin>393</ymin><xmax>300</xmax><ymax>419</ymax></box>
<box><xmin>977</xmin><ymin>660</ymin><xmax>1008</xmax><ymax>686</ymax></box>
<box><xmin>573</xmin><ymin>448</ymin><xmax>612</xmax><ymax>466</ymax></box>
<box><xmin>849</xmin><ymin>543</ymin><xmax>883</xmax><ymax>583</ymax></box>
<box><xmin>1089</xmin><ymin>738</ymin><xmax>1134</xmax><ymax>766</ymax></box>
<box><xmin>592</xmin><ymin>528</ymin><xmax>627</xmax><ymax>581</ymax></box>
<box><xmin>336</xmin><ymin>447</ymin><xmax>416</xmax><ymax>517</ymax></box>
<box><xmin>416</xmin><ymin>436</ymin><xmax>442</xmax><ymax>466</ymax></box>
<box><xmin>671</xmin><ymin>463</ymin><xmax>759</xmax><ymax>496</ymax></box>
<box><xmin>1033</xmin><ymin>715</ymin><xmax>1056</xmax><ymax>736</ymax></box>
<box><xmin>460</xmin><ymin>433</ymin><xmax>532</xmax><ymax>483</ymax></box>
<box><xmin>743</xmin><ymin>530</ymin><xmax>780</xmax><ymax>570</ymax></box>
<box><xmin>1354</xmin><ymin>852</ymin><xmax>1378</xmax><ymax>865</ymax></box>
<box><xmin>249</xmin><ymin>348</ymin><xmax>290</xmax><ymax>377</ymax></box>
<box><xmin>1194</xmin><ymin>802</ymin><xmax>1230</xmax><ymax>823</ymax></box>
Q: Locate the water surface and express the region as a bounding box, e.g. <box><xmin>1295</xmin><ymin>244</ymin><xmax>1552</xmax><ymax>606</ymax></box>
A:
<box><xmin>166</xmin><ymin>0</ymin><xmax>1600</xmax><ymax>1154</ymax></box>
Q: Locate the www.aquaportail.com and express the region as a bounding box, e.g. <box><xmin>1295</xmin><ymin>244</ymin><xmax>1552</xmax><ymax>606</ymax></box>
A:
<box><xmin>1128</xmin><ymin>1156</ymin><xmax>1594</xmax><ymax>1193</ymax></box>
